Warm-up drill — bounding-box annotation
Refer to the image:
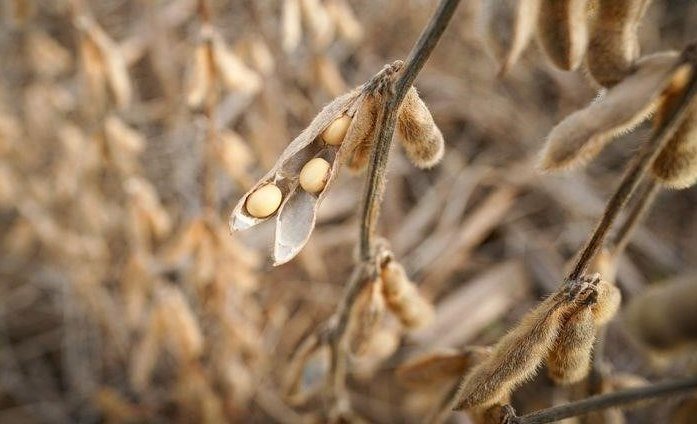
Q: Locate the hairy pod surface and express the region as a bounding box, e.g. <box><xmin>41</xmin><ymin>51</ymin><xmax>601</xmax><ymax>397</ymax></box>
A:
<box><xmin>396</xmin><ymin>347</ymin><xmax>491</xmax><ymax>388</ymax></box>
<box><xmin>396</xmin><ymin>87</ymin><xmax>444</xmax><ymax>169</ymax></box>
<box><xmin>381</xmin><ymin>260</ymin><xmax>434</xmax><ymax>328</ymax></box>
<box><xmin>349</xmin><ymin>278</ymin><xmax>386</xmax><ymax>355</ymax></box>
<box><xmin>537</xmin><ymin>0</ymin><xmax>590</xmax><ymax>71</ymax></box>
<box><xmin>652</xmin><ymin>101</ymin><xmax>697</xmax><ymax>189</ymax></box>
<box><xmin>455</xmin><ymin>279</ymin><xmax>599</xmax><ymax>410</ymax></box>
<box><xmin>586</xmin><ymin>0</ymin><xmax>652</xmax><ymax>87</ymax></box>
<box><xmin>539</xmin><ymin>51</ymin><xmax>679</xmax><ymax>172</ymax></box>
<box><xmin>547</xmin><ymin>307</ymin><xmax>596</xmax><ymax>384</ymax></box>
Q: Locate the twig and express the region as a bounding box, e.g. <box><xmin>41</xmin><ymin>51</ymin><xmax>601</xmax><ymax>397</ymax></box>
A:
<box><xmin>509</xmin><ymin>376</ymin><xmax>697</xmax><ymax>424</ymax></box>
<box><xmin>358</xmin><ymin>0</ymin><xmax>462</xmax><ymax>261</ymax></box>
<box><xmin>325</xmin><ymin>0</ymin><xmax>462</xmax><ymax>416</ymax></box>
<box><xmin>566</xmin><ymin>44</ymin><xmax>697</xmax><ymax>281</ymax></box>
<box><xmin>609</xmin><ymin>178</ymin><xmax>659</xmax><ymax>258</ymax></box>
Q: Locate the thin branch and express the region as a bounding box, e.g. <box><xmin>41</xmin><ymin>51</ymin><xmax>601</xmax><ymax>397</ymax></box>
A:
<box><xmin>610</xmin><ymin>178</ymin><xmax>659</xmax><ymax>257</ymax></box>
<box><xmin>567</xmin><ymin>44</ymin><xmax>697</xmax><ymax>281</ymax></box>
<box><xmin>325</xmin><ymin>0</ymin><xmax>462</xmax><ymax>416</ymax></box>
<box><xmin>359</xmin><ymin>0</ymin><xmax>461</xmax><ymax>261</ymax></box>
<box><xmin>510</xmin><ymin>376</ymin><xmax>697</xmax><ymax>424</ymax></box>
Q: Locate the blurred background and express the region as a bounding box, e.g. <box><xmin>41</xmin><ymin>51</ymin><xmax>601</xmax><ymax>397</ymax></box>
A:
<box><xmin>0</xmin><ymin>0</ymin><xmax>696</xmax><ymax>422</ymax></box>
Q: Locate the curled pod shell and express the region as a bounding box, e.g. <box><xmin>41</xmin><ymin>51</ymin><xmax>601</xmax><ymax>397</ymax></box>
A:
<box><xmin>455</xmin><ymin>276</ymin><xmax>600</xmax><ymax>410</ymax></box>
<box><xmin>538</xmin><ymin>51</ymin><xmax>680</xmax><ymax>172</ymax></box>
<box><xmin>586</xmin><ymin>0</ymin><xmax>653</xmax><ymax>87</ymax></box>
<box><xmin>536</xmin><ymin>0</ymin><xmax>591</xmax><ymax>71</ymax></box>
<box><xmin>396</xmin><ymin>87</ymin><xmax>444</xmax><ymax>169</ymax></box>
<box><xmin>482</xmin><ymin>0</ymin><xmax>541</xmax><ymax>75</ymax></box>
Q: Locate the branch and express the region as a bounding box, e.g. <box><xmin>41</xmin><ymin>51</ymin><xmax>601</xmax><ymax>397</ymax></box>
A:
<box><xmin>359</xmin><ymin>0</ymin><xmax>461</xmax><ymax>260</ymax></box>
<box><xmin>609</xmin><ymin>178</ymin><xmax>659</xmax><ymax>257</ymax></box>
<box><xmin>327</xmin><ymin>0</ymin><xmax>462</xmax><ymax>416</ymax></box>
<box><xmin>509</xmin><ymin>376</ymin><xmax>697</xmax><ymax>424</ymax></box>
<box><xmin>567</xmin><ymin>43</ymin><xmax>697</xmax><ymax>281</ymax></box>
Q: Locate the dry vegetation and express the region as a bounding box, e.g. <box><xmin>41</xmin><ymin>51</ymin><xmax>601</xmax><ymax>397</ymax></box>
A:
<box><xmin>1</xmin><ymin>0</ymin><xmax>696</xmax><ymax>423</ymax></box>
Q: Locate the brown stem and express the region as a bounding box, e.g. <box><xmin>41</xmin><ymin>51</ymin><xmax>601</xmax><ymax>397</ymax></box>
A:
<box><xmin>509</xmin><ymin>376</ymin><xmax>697</xmax><ymax>424</ymax></box>
<box><xmin>358</xmin><ymin>0</ymin><xmax>461</xmax><ymax>261</ymax></box>
<box><xmin>610</xmin><ymin>178</ymin><xmax>659</xmax><ymax>258</ymax></box>
<box><xmin>567</xmin><ymin>44</ymin><xmax>697</xmax><ymax>281</ymax></box>
<box><xmin>326</xmin><ymin>0</ymin><xmax>462</xmax><ymax>415</ymax></box>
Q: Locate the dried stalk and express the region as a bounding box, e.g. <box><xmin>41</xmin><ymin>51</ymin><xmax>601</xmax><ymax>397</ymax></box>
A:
<box><xmin>508</xmin><ymin>376</ymin><xmax>697</xmax><ymax>424</ymax></box>
<box><xmin>609</xmin><ymin>178</ymin><xmax>659</xmax><ymax>257</ymax></box>
<box><xmin>325</xmin><ymin>0</ymin><xmax>462</xmax><ymax>415</ymax></box>
<box><xmin>566</xmin><ymin>44</ymin><xmax>697</xmax><ymax>282</ymax></box>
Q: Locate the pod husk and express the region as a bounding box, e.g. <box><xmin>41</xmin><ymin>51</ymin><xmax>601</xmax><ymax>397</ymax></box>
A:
<box><xmin>539</xmin><ymin>51</ymin><xmax>680</xmax><ymax>172</ymax></box>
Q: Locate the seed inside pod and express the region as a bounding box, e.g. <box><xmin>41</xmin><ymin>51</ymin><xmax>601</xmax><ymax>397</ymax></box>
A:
<box><xmin>299</xmin><ymin>157</ymin><xmax>330</xmax><ymax>193</ymax></box>
<box><xmin>245</xmin><ymin>183</ymin><xmax>282</xmax><ymax>218</ymax></box>
<box><xmin>321</xmin><ymin>115</ymin><xmax>351</xmax><ymax>145</ymax></box>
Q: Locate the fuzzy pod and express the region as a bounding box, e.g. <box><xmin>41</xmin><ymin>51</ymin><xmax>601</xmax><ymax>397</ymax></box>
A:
<box><xmin>538</xmin><ymin>51</ymin><xmax>680</xmax><ymax>172</ymax></box>
<box><xmin>344</xmin><ymin>92</ymin><xmax>380</xmax><ymax>172</ymax></box>
<box><xmin>536</xmin><ymin>0</ymin><xmax>591</xmax><ymax>71</ymax></box>
<box><xmin>546</xmin><ymin>307</ymin><xmax>596</xmax><ymax>385</ymax></box>
<box><xmin>625</xmin><ymin>277</ymin><xmax>697</xmax><ymax>353</ymax></box>
<box><xmin>396</xmin><ymin>87</ymin><xmax>445</xmax><ymax>169</ymax></box>
<box><xmin>482</xmin><ymin>0</ymin><xmax>541</xmax><ymax>75</ymax></box>
<box><xmin>396</xmin><ymin>346</ymin><xmax>491</xmax><ymax>389</ymax></box>
<box><xmin>592</xmin><ymin>278</ymin><xmax>622</xmax><ymax>326</ymax></box>
<box><xmin>381</xmin><ymin>260</ymin><xmax>434</xmax><ymax>328</ymax></box>
<box><xmin>586</xmin><ymin>0</ymin><xmax>653</xmax><ymax>87</ymax></box>
<box><xmin>348</xmin><ymin>278</ymin><xmax>386</xmax><ymax>355</ymax></box>
<box><xmin>652</xmin><ymin>100</ymin><xmax>697</xmax><ymax>189</ymax></box>
<box><xmin>455</xmin><ymin>277</ymin><xmax>599</xmax><ymax>410</ymax></box>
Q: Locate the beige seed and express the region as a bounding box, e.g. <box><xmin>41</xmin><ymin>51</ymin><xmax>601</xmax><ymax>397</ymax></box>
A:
<box><xmin>299</xmin><ymin>158</ymin><xmax>330</xmax><ymax>193</ymax></box>
<box><xmin>245</xmin><ymin>184</ymin><xmax>282</xmax><ymax>218</ymax></box>
<box><xmin>321</xmin><ymin>115</ymin><xmax>351</xmax><ymax>145</ymax></box>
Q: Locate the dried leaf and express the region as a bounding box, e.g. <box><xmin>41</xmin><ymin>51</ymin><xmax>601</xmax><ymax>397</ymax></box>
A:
<box><xmin>397</xmin><ymin>347</ymin><xmax>491</xmax><ymax>388</ymax></box>
<box><xmin>538</xmin><ymin>51</ymin><xmax>680</xmax><ymax>172</ymax></box>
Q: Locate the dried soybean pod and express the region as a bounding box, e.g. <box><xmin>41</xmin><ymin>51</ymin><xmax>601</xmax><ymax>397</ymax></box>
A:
<box><xmin>396</xmin><ymin>87</ymin><xmax>444</xmax><ymax>169</ymax></box>
<box><xmin>454</xmin><ymin>278</ymin><xmax>599</xmax><ymax>410</ymax></box>
<box><xmin>396</xmin><ymin>347</ymin><xmax>491</xmax><ymax>388</ymax></box>
<box><xmin>348</xmin><ymin>277</ymin><xmax>386</xmax><ymax>355</ymax></box>
<box><xmin>539</xmin><ymin>51</ymin><xmax>679</xmax><ymax>172</ymax></box>
<box><xmin>652</xmin><ymin>101</ymin><xmax>697</xmax><ymax>189</ymax></box>
<box><xmin>344</xmin><ymin>92</ymin><xmax>380</xmax><ymax>172</ymax></box>
<box><xmin>586</xmin><ymin>0</ymin><xmax>653</xmax><ymax>87</ymax></box>
<box><xmin>592</xmin><ymin>278</ymin><xmax>621</xmax><ymax>326</ymax></box>
<box><xmin>483</xmin><ymin>0</ymin><xmax>541</xmax><ymax>75</ymax></box>
<box><xmin>625</xmin><ymin>277</ymin><xmax>697</xmax><ymax>353</ymax></box>
<box><xmin>381</xmin><ymin>260</ymin><xmax>434</xmax><ymax>328</ymax></box>
<box><xmin>537</xmin><ymin>0</ymin><xmax>590</xmax><ymax>71</ymax></box>
<box><xmin>547</xmin><ymin>307</ymin><xmax>596</xmax><ymax>385</ymax></box>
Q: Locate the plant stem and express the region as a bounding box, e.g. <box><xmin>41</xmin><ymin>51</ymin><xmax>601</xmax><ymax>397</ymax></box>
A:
<box><xmin>510</xmin><ymin>376</ymin><xmax>697</xmax><ymax>424</ymax></box>
<box><xmin>327</xmin><ymin>0</ymin><xmax>461</xmax><ymax>415</ymax></box>
<box><xmin>567</xmin><ymin>44</ymin><xmax>697</xmax><ymax>281</ymax></box>
<box><xmin>359</xmin><ymin>0</ymin><xmax>461</xmax><ymax>261</ymax></box>
<box><xmin>610</xmin><ymin>178</ymin><xmax>659</xmax><ymax>258</ymax></box>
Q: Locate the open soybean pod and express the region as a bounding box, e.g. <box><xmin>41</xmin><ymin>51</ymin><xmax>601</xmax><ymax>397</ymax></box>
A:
<box><xmin>538</xmin><ymin>51</ymin><xmax>681</xmax><ymax>172</ymax></box>
<box><xmin>482</xmin><ymin>0</ymin><xmax>541</xmax><ymax>75</ymax></box>
<box><xmin>586</xmin><ymin>0</ymin><xmax>653</xmax><ymax>88</ymax></box>
<box><xmin>536</xmin><ymin>0</ymin><xmax>591</xmax><ymax>71</ymax></box>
